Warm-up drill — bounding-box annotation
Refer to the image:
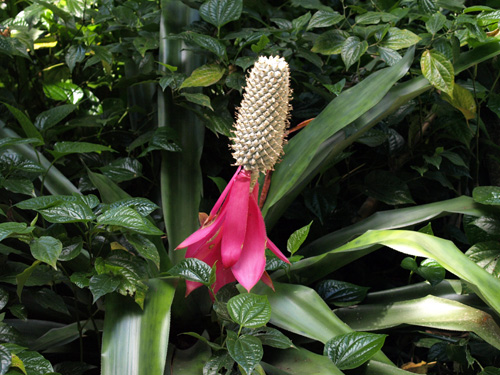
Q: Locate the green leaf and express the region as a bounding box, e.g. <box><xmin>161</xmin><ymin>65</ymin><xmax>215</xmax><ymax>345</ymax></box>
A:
<box><xmin>0</xmin><ymin>344</ymin><xmax>11</xmax><ymax>375</ymax></box>
<box><xmin>15</xmin><ymin>261</ymin><xmax>41</xmax><ymax>299</ymax></box>
<box><xmin>364</xmin><ymin>170</ymin><xmax>415</xmax><ymax>205</ymax></box>
<box><xmin>43</xmin><ymin>81</ymin><xmax>85</xmax><ymax>104</ymax></box>
<box><xmin>307</xmin><ymin>10</ymin><xmax>343</xmax><ymax>30</ymax></box>
<box><xmin>417</xmin><ymin>259</ymin><xmax>445</xmax><ymax>286</ymax></box>
<box><xmin>180</xmin><ymin>64</ymin><xmax>225</xmax><ymax>89</ymax></box>
<box><xmin>473</xmin><ymin>186</ymin><xmax>500</xmax><ymax>205</ymax></box>
<box><xmin>100</xmin><ymin>157</ymin><xmax>143</xmax><ymax>183</ymax></box>
<box><xmin>466</xmin><ymin>241</ymin><xmax>500</xmax><ymax>278</ymax></box>
<box><xmin>97</xmin><ymin>206</ymin><xmax>164</xmax><ymax>235</ymax></box>
<box><xmin>59</xmin><ymin>237</ymin><xmax>82</xmax><ymax>261</ymax></box>
<box><xmin>250</xmin><ymin>34</ymin><xmax>270</xmax><ymax>54</ymax></box>
<box><xmin>324</xmin><ymin>332</ymin><xmax>387</xmax><ymax>370</ymax></box>
<box><xmin>16</xmin><ymin>350</ymin><xmax>53</xmax><ymax>375</ymax></box>
<box><xmin>1</xmin><ymin>178</ymin><xmax>34</xmax><ymax>197</ymax></box>
<box><xmin>426</xmin><ymin>12</ymin><xmax>446</xmax><ymax>34</ymax></box>
<box><xmin>33</xmin><ymin>104</ymin><xmax>76</xmax><ymax>131</ymax></box>
<box><xmin>33</xmin><ymin>288</ymin><xmax>70</xmax><ymax>315</ymax></box>
<box><xmin>246</xmin><ymin>327</ymin><xmax>294</xmax><ymax>349</ymax></box>
<box><xmin>65</xmin><ymin>45</ymin><xmax>86</xmax><ymax>73</ymax></box>
<box><xmin>125</xmin><ymin>234</ymin><xmax>160</xmax><ymax>268</ymax></box>
<box><xmin>421</xmin><ymin>49</ymin><xmax>454</xmax><ymax>96</ymax></box>
<box><xmin>311</xmin><ymin>30</ymin><xmax>349</xmax><ymax>55</ymax></box>
<box><xmin>109</xmin><ymin>198</ymin><xmax>159</xmax><ymax>217</ymax></box>
<box><xmin>316</xmin><ymin>280</ymin><xmax>370</xmax><ymax>307</ymax></box>
<box><xmin>419</xmin><ymin>0</ymin><xmax>437</xmax><ymax>13</ymax></box>
<box><xmin>0</xmin><ymin>137</ymin><xmax>41</xmax><ymax>151</ymax></box>
<box><xmin>50</xmin><ymin>141</ymin><xmax>115</xmax><ymax>159</ymax></box>
<box><xmin>30</xmin><ymin>237</ymin><xmax>62</xmax><ymax>269</ymax></box>
<box><xmin>184</xmin><ymin>32</ymin><xmax>226</xmax><ymax>60</ymax></box>
<box><xmin>480</xmin><ymin>367</ymin><xmax>500</xmax><ymax>375</ymax></box>
<box><xmin>140</xmin><ymin>127</ymin><xmax>181</xmax><ymax>156</ymax></box>
<box><xmin>181</xmin><ymin>93</ymin><xmax>213</xmax><ymax>110</ymax></box>
<box><xmin>89</xmin><ymin>274</ymin><xmax>121</xmax><ymax>302</ymax></box>
<box><xmin>341</xmin><ymin>36</ymin><xmax>368</xmax><ymax>70</ymax></box>
<box><xmin>227</xmin><ymin>293</ymin><xmax>271</xmax><ymax>328</ymax></box>
<box><xmin>442</xmin><ymin>83</ymin><xmax>476</xmax><ymax>120</ymax></box>
<box><xmin>2</xmin><ymin>103</ymin><xmax>43</xmax><ymax>143</ymax></box>
<box><xmin>168</xmin><ymin>258</ymin><xmax>212</xmax><ymax>285</ymax></box>
<box><xmin>378</xmin><ymin>46</ymin><xmax>402</xmax><ymax>66</ymax></box>
<box><xmin>226</xmin><ymin>331</ymin><xmax>263</xmax><ymax>375</ymax></box>
<box><xmin>287</xmin><ymin>221</ymin><xmax>312</xmax><ymax>255</ymax></box>
<box><xmin>292</xmin><ymin>12</ymin><xmax>312</xmax><ymax>32</ymax></box>
<box><xmin>38</xmin><ymin>201</ymin><xmax>96</xmax><ymax>223</ymax></box>
<box><xmin>380</xmin><ymin>27</ymin><xmax>421</xmax><ymax>50</ymax></box>
<box><xmin>199</xmin><ymin>0</ymin><xmax>243</xmax><ymax>28</ymax></box>
<box><xmin>0</xmin><ymin>222</ymin><xmax>33</xmax><ymax>242</ymax></box>
<box><xmin>401</xmin><ymin>257</ymin><xmax>418</xmax><ymax>271</ymax></box>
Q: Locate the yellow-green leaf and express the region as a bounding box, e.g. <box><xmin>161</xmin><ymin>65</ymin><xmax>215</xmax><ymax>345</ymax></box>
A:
<box><xmin>380</xmin><ymin>27</ymin><xmax>421</xmax><ymax>50</ymax></box>
<box><xmin>420</xmin><ymin>49</ymin><xmax>454</xmax><ymax>96</ymax></box>
<box><xmin>180</xmin><ymin>64</ymin><xmax>226</xmax><ymax>89</ymax></box>
<box><xmin>442</xmin><ymin>83</ymin><xmax>476</xmax><ymax>120</ymax></box>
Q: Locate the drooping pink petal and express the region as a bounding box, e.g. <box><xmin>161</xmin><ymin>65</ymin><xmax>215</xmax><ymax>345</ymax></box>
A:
<box><xmin>260</xmin><ymin>271</ymin><xmax>275</xmax><ymax>291</ymax></box>
<box><xmin>210</xmin><ymin>166</ymin><xmax>242</xmax><ymax>217</ymax></box>
<box><xmin>176</xmin><ymin>213</ymin><xmax>225</xmax><ymax>250</ymax></box>
<box><xmin>266</xmin><ymin>237</ymin><xmax>290</xmax><ymax>264</ymax></box>
<box><xmin>231</xmin><ymin>193</ymin><xmax>267</xmax><ymax>292</ymax></box>
<box><xmin>220</xmin><ymin>170</ymin><xmax>251</xmax><ymax>267</ymax></box>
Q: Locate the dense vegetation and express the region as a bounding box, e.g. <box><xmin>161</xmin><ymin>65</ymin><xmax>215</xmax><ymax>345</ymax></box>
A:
<box><xmin>1</xmin><ymin>0</ymin><xmax>500</xmax><ymax>374</ymax></box>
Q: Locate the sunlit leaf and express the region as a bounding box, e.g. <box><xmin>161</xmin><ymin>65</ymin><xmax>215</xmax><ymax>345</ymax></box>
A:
<box><xmin>180</xmin><ymin>64</ymin><xmax>226</xmax><ymax>89</ymax></box>
<box><xmin>421</xmin><ymin>49</ymin><xmax>454</xmax><ymax>96</ymax></box>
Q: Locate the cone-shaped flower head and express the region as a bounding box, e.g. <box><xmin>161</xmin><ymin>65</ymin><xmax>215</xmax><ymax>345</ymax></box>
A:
<box><xmin>232</xmin><ymin>55</ymin><xmax>291</xmax><ymax>173</ymax></box>
<box><xmin>177</xmin><ymin>56</ymin><xmax>291</xmax><ymax>296</ymax></box>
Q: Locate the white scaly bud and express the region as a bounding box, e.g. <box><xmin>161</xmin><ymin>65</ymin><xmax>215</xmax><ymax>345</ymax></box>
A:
<box><xmin>231</xmin><ymin>56</ymin><xmax>291</xmax><ymax>174</ymax></box>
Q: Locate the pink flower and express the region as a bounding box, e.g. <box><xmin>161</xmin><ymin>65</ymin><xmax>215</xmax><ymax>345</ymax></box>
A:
<box><xmin>176</xmin><ymin>166</ymin><xmax>290</xmax><ymax>295</ymax></box>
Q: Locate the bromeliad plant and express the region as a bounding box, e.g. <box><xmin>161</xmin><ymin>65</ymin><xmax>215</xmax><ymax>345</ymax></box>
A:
<box><xmin>176</xmin><ymin>56</ymin><xmax>291</xmax><ymax>295</ymax></box>
<box><xmin>2</xmin><ymin>0</ymin><xmax>500</xmax><ymax>374</ymax></box>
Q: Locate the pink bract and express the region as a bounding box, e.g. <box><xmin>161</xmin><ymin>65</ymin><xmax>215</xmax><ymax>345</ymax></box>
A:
<box><xmin>176</xmin><ymin>167</ymin><xmax>290</xmax><ymax>295</ymax></box>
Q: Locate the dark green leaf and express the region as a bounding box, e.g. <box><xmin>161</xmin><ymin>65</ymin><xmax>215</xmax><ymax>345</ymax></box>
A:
<box><xmin>0</xmin><ymin>344</ymin><xmax>11</xmax><ymax>375</ymax></box>
<box><xmin>34</xmin><ymin>104</ymin><xmax>76</xmax><ymax>131</ymax></box>
<box><xmin>0</xmin><ymin>322</ymin><xmax>23</xmax><ymax>345</ymax></box>
<box><xmin>316</xmin><ymin>280</ymin><xmax>370</xmax><ymax>307</ymax></box>
<box><xmin>16</xmin><ymin>350</ymin><xmax>53</xmax><ymax>375</ymax></box>
<box><xmin>287</xmin><ymin>221</ymin><xmax>312</xmax><ymax>255</ymax></box>
<box><xmin>291</xmin><ymin>0</ymin><xmax>332</xmax><ymax>11</ymax></box>
<box><xmin>168</xmin><ymin>258</ymin><xmax>212</xmax><ymax>285</ymax></box>
<box><xmin>419</xmin><ymin>0</ymin><xmax>437</xmax><ymax>13</ymax></box>
<box><xmin>1</xmin><ymin>178</ymin><xmax>34</xmax><ymax>196</ymax></box>
<box><xmin>65</xmin><ymin>45</ymin><xmax>86</xmax><ymax>73</ymax></box>
<box><xmin>466</xmin><ymin>241</ymin><xmax>500</xmax><ymax>278</ymax></box>
<box><xmin>181</xmin><ymin>93</ymin><xmax>213</xmax><ymax>110</ymax></box>
<box><xmin>312</xmin><ymin>30</ymin><xmax>349</xmax><ymax>55</ymax></box>
<box><xmin>203</xmin><ymin>352</ymin><xmax>234</xmax><ymax>375</ymax></box>
<box><xmin>30</xmin><ymin>237</ymin><xmax>62</xmax><ymax>269</ymax></box>
<box><xmin>324</xmin><ymin>332</ymin><xmax>387</xmax><ymax>370</ymax></box>
<box><xmin>97</xmin><ymin>206</ymin><xmax>163</xmax><ymax>235</ymax></box>
<box><xmin>2</xmin><ymin>103</ymin><xmax>43</xmax><ymax>143</ymax></box>
<box><xmin>355</xmin><ymin>11</ymin><xmax>382</xmax><ymax>25</ymax></box>
<box><xmin>184</xmin><ymin>32</ymin><xmax>226</xmax><ymax>60</ymax></box>
<box><xmin>199</xmin><ymin>0</ymin><xmax>242</xmax><ymax>28</ymax></box>
<box><xmin>417</xmin><ymin>259</ymin><xmax>445</xmax><ymax>286</ymax></box>
<box><xmin>38</xmin><ymin>201</ymin><xmax>96</xmax><ymax>223</ymax></box>
<box><xmin>15</xmin><ymin>261</ymin><xmax>41</xmax><ymax>299</ymax></box>
<box><xmin>43</xmin><ymin>82</ymin><xmax>85</xmax><ymax>104</ymax></box>
<box><xmin>364</xmin><ymin>170</ymin><xmax>415</xmax><ymax>205</ymax></box>
<box><xmin>33</xmin><ymin>288</ymin><xmax>70</xmax><ymax>315</ymax></box>
<box><xmin>100</xmin><ymin>157</ymin><xmax>142</xmax><ymax>183</ymax></box>
<box><xmin>180</xmin><ymin>64</ymin><xmax>225</xmax><ymax>89</ymax></box>
<box><xmin>378</xmin><ymin>46</ymin><xmax>402</xmax><ymax>66</ymax></box>
<box><xmin>108</xmin><ymin>198</ymin><xmax>159</xmax><ymax>217</ymax></box>
<box><xmin>420</xmin><ymin>49</ymin><xmax>454</xmax><ymax>96</ymax></box>
<box><xmin>247</xmin><ymin>327</ymin><xmax>294</xmax><ymax>349</ymax></box>
<box><xmin>70</xmin><ymin>272</ymin><xmax>91</xmax><ymax>288</ymax></box>
<box><xmin>140</xmin><ymin>127</ymin><xmax>181</xmax><ymax>156</ymax></box>
<box><xmin>480</xmin><ymin>367</ymin><xmax>500</xmax><ymax>375</ymax></box>
<box><xmin>341</xmin><ymin>37</ymin><xmax>368</xmax><ymax>70</ymax></box>
<box><xmin>0</xmin><ymin>137</ymin><xmax>41</xmax><ymax>152</ymax></box>
<box><xmin>227</xmin><ymin>293</ymin><xmax>271</xmax><ymax>328</ymax></box>
<box><xmin>0</xmin><ymin>222</ymin><xmax>33</xmax><ymax>242</ymax></box>
<box><xmin>89</xmin><ymin>274</ymin><xmax>121</xmax><ymax>302</ymax></box>
<box><xmin>226</xmin><ymin>331</ymin><xmax>263</xmax><ymax>375</ymax></box>
<box><xmin>381</xmin><ymin>27</ymin><xmax>421</xmax><ymax>50</ymax></box>
<box><xmin>426</xmin><ymin>12</ymin><xmax>446</xmax><ymax>34</ymax></box>
<box><xmin>292</xmin><ymin>12</ymin><xmax>312</xmax><ymax>32</ymax></box>
<box><xmin>401</xmin><ymin>257</ymin><xmax>418</xmax><ymax>271</ymax></box>
<box><xmin>125</xmin><ymin>233</ymin><xmax>160</xmax><ymax>268</ymax></box>
<box><xmin>473</xmin><ymin>186</ymin><xmax>500</xmax><ymax>206</ymax></box>
<box><xmin>50</xmin><ymin>142</ymin><xmax>115</xmax><ymax>159</ymax></box>
<box><xmin>9</xmin><ymin>305</ymin><xmax>27</xmax><ymax>321</ymax></box>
